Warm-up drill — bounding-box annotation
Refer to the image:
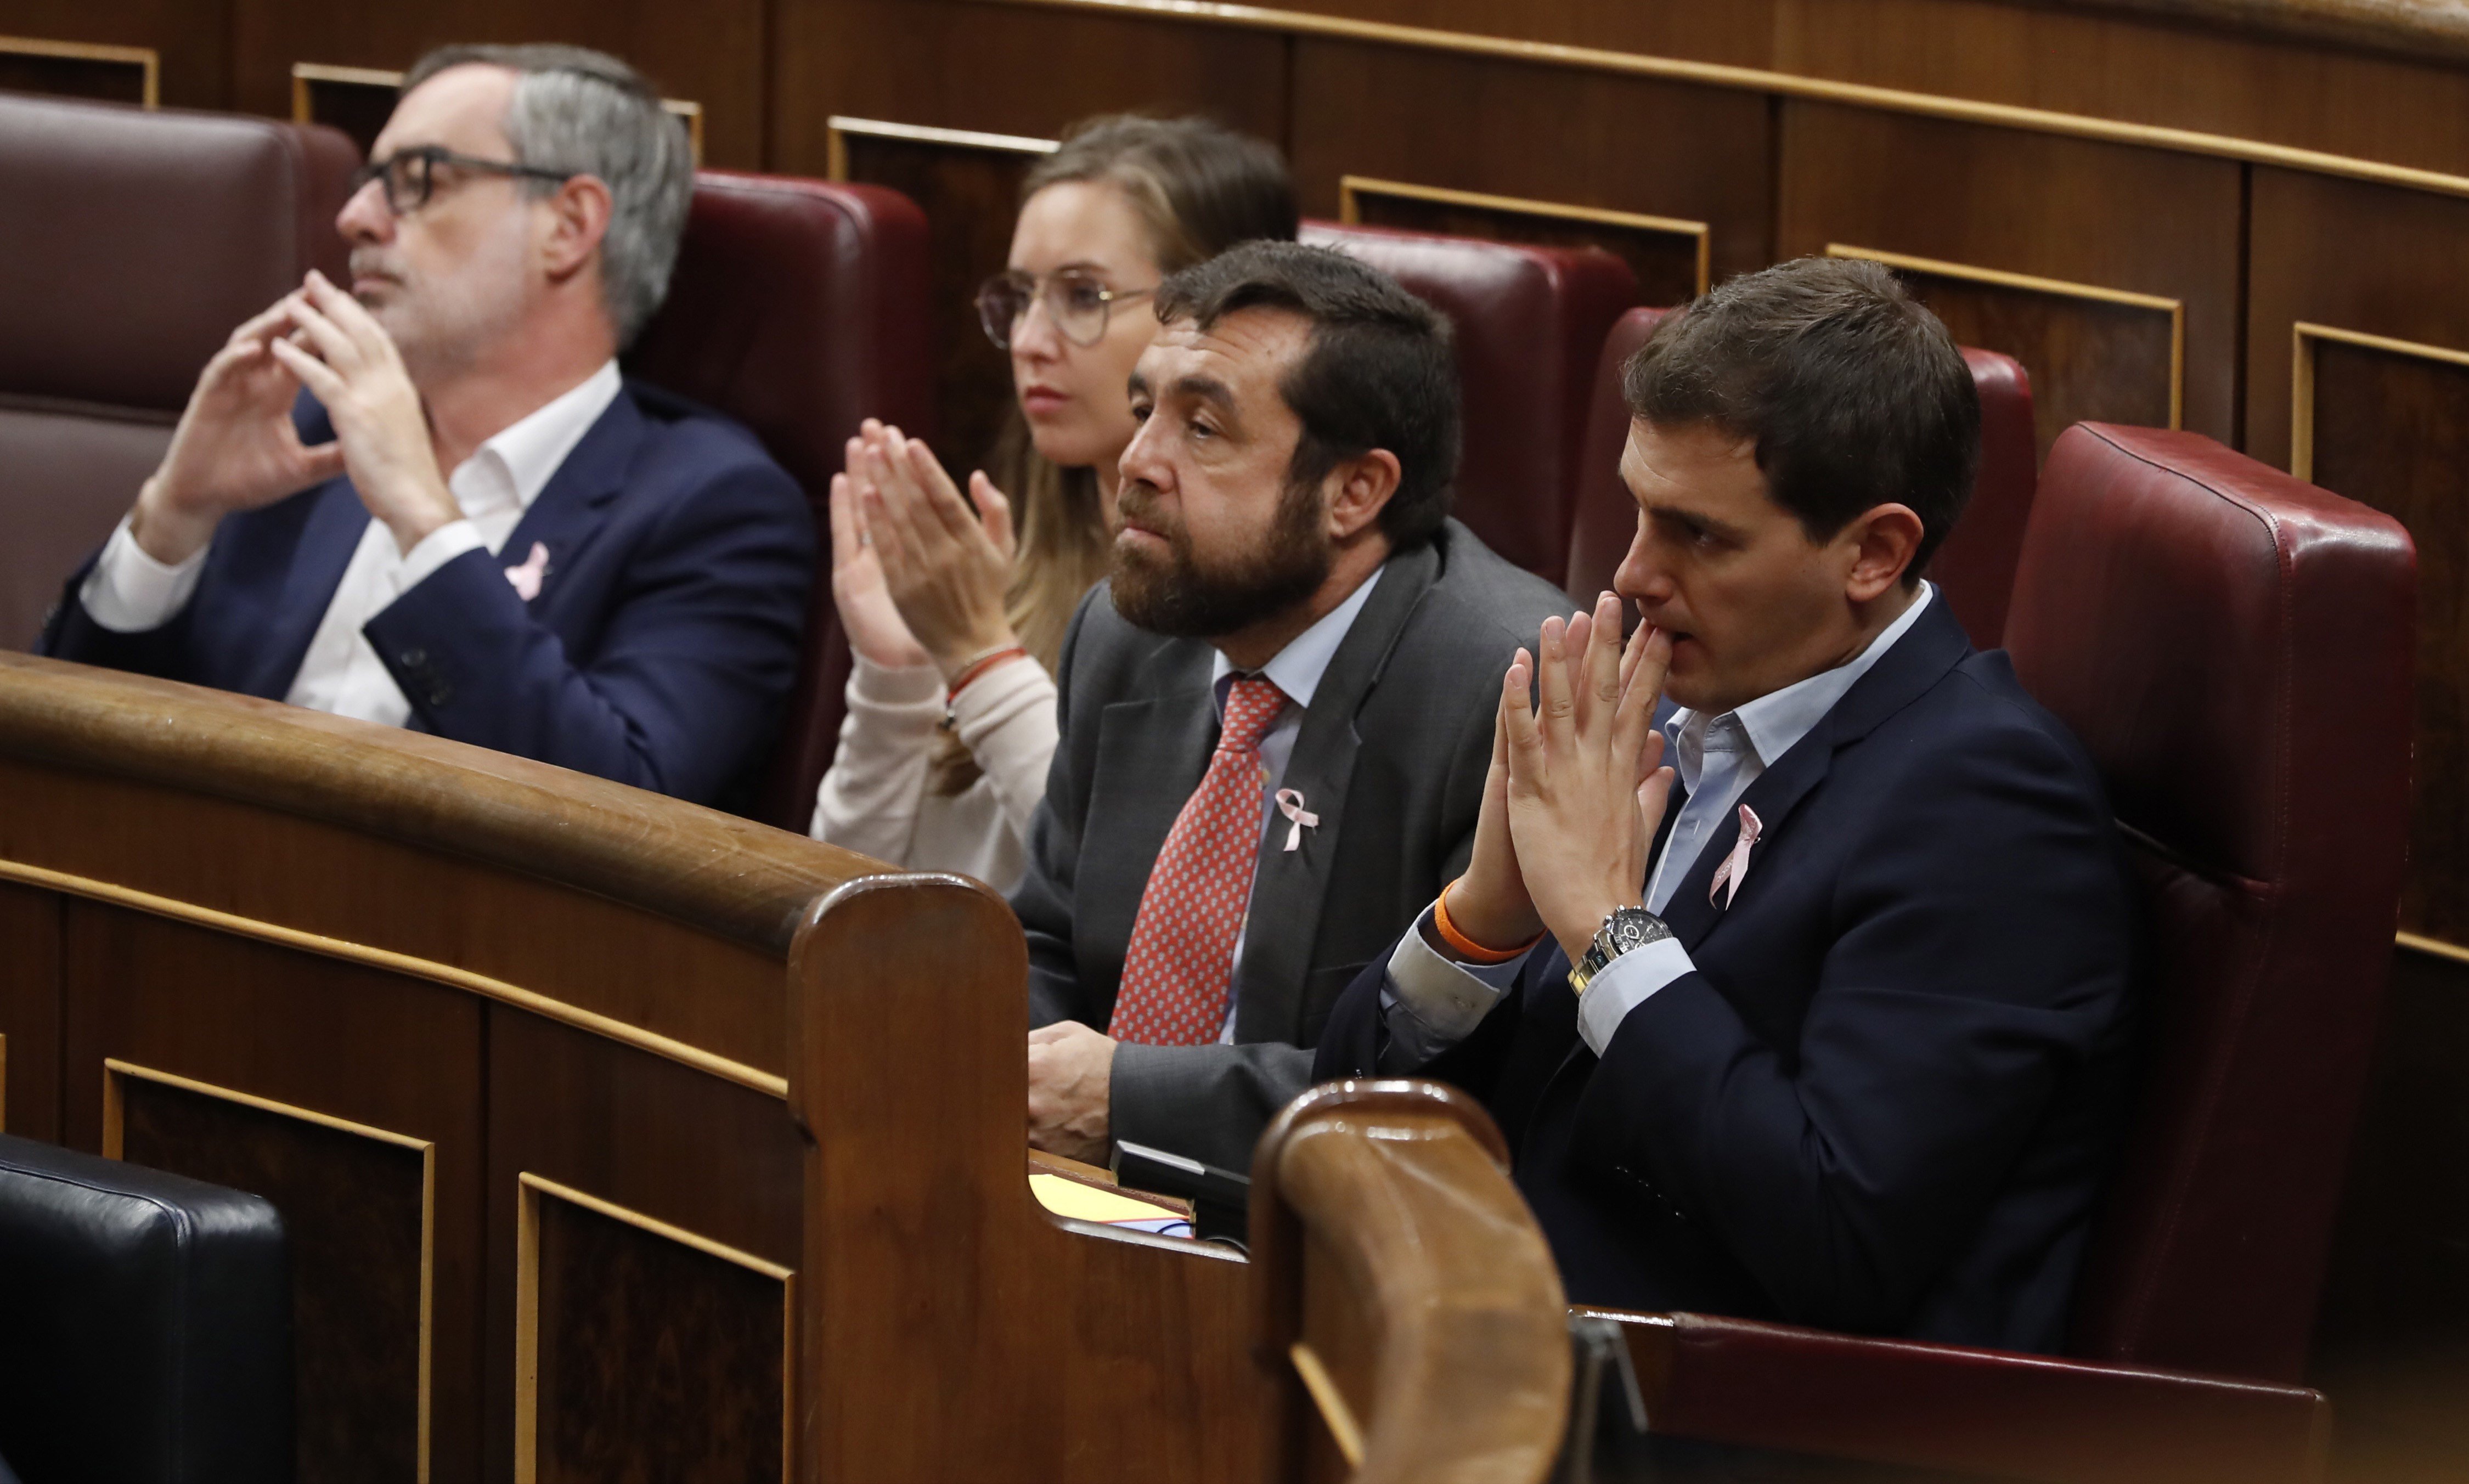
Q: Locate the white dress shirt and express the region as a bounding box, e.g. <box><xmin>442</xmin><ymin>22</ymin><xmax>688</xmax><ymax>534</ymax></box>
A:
<box><xmin>1198</xmin><ymin>566</ymin><xmax>1384</xmax><ymax>1042</ymax></box>
<box><xmin>1385</xmin><ymin>582</ymin><xmax>1938</xmax><ymax>1063</ymax></box>
<box><xmin>81</xmin><ymin>360</ymin><xmax>624</xmax><ymax>727</ymax></box>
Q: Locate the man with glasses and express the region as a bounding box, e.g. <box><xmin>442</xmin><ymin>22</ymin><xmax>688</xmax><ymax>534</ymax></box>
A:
<box><xmin>1016</xmin><ymin>242</ymin><xmax>1568</xmax><ymax>1175</ymax></box>
<box><xmin>40</xmin><ymin>44</ymin><xmax>813</xmax><ymax>810</ymax></box>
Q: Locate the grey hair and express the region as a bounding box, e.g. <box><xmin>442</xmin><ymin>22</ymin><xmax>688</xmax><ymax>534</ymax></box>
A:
<box><xmin>401</xmin><ymin>44</ymin><xmax>694</xmax><ymax>348</ymax></box>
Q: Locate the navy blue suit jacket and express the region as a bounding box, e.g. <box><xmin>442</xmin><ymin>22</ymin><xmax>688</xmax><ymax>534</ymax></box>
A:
<box><xmin>1316</xmin><ymin>597</ymin><xmax>2138</xmax><ymax>1353</ymax></box>
<box><xmin>40</xmin><ymin>382</ymin><xmax>814</xmax><ymax>809</ymax></box>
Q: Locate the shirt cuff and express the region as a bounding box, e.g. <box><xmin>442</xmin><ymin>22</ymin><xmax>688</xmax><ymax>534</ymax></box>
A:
<box><xmin>1390</xmin><ymin>907</ymin><xmax>1523</xmax><ymax>1037</ymax></box>
<box><xmin>849</xmin><ymin>652</ymin><xmax>947</xmax><ymax>709</ymax></box>
<box><xmin>1575</xmin><ymin>936</ymin><xmax>1696</xmax><ymax>1056</ymax></box>
<box><xmin>81</xmin><ymin>516</ymin><xmax>206</xmax><ymax>633</ymax></box>
<box><xmin>396</xmin><ymin>519</ymin><xmax>487</xmax><ymax>593</ymax></box>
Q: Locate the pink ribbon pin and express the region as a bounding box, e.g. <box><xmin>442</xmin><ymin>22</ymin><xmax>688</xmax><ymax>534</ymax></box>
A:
<box><xmin>1707</xmin><ymin>804</ymin><xmax>1762</xmax><ymax>908</ymax></box>
<box><xmin>1275</xmin><ymin>788</ymin><xmax>1320</xmax><ymax>852</ymax></box>
<box><xmin>504</xmin><ymin>541</ymin><xmax>549</xmax><ymax>601</ymax></box>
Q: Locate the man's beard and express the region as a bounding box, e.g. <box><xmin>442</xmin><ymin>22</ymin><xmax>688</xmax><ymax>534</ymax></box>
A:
<box><xmin>1109</xmin><ymin>475</ymin><xmax>1334</xmax><ymax>640</ymax></box>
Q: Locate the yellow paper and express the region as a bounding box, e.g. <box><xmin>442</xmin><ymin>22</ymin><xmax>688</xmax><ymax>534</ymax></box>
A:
<box><xmin>1029</xmin><ymin>1172</ymin><xmax>1185</xmax><ymax>1224</ymax></box>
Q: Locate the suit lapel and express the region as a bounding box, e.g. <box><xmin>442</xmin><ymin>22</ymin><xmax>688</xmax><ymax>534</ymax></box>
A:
<box><xmin>1232</xmin><ymin>542</ymin><xmax>1441</xmax><ymax>1042</ymax></box>
<box><xmin>1658</xmin><ymin>594</ymin><xmax>1975</xmax><ymax>952</ymax></box>
<box><xmin>492</xmin><ymin>387</ymin><xmax>644</xmax><ymax>610</ymax></box>
<box><xmin>1083</xmin><ymin>642</ymin><xmax>1219</xmax><ymax>992</ymax></box>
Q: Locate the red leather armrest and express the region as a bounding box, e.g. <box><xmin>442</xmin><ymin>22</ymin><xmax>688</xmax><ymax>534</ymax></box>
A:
<box><xmin>1588</xmin><ymin>1308</ymin><xmax>2328</xmax><ymax>1484</ymax></box>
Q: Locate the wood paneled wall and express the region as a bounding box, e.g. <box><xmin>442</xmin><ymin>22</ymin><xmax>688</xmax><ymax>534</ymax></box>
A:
<box><xmin>14</xmin><ymin>0</ymin><xmax>2469</xmax><ymax>1471</ymax></box>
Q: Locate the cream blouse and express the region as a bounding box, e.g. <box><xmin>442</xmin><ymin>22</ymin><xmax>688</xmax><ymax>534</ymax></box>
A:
<box><xmin>809</xmin><ymin>653</ymin><xmax>1060</xmax><ymax>894</ymax></box>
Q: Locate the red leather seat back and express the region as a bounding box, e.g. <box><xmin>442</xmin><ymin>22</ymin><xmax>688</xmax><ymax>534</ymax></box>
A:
<box><xmin>0</xmin><ymin>93</ymin><xmax>355</xmax><ymax>648</ymax></box>
<box><xmin>2007</xmin><ymin>424</ymin><xmax>2415</xmax><ymax>1381</ymax></box>
<box><xmin>627</xmin><ymin>172</ymin><xmax>933</xmax><ymax>831</ymax></box>
<box><xmin>1938</xmin><ymin>348</ymin><xmax>2038</xmax><ymax>645</ymax></box>
<box><xmin>1565</xmin><ymin>306</ymin><xmax>1673</xmax><ymax>607</ymax></box>
<box><xmin>1300</xmin><ymin>222</ymin><xmax>1634</xmax><ymax>586</ymax></box>
<box><xmin>1564</xmin><ymin>308</ymin><xmax>2038</xmax><ymax>648</ymax></box>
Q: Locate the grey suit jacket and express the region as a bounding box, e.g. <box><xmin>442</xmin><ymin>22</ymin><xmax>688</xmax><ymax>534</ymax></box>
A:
<box><xmin>1012</xmin><ymin>518</ymin><xmax>1570</xmax><ymax>1170</ymax></box>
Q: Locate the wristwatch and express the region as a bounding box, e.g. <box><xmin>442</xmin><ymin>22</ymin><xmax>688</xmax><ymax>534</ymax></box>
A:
<box><xmin>1568</xmin><ymin>905</ymin><xmax>1672</xmax><ymax>995</ymax></box>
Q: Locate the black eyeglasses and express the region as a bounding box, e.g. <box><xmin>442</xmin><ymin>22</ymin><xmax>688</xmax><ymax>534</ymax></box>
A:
<box><xmin>350</xmin><ymin>145</ymin><xmax>577</xmax><ymax>217</ymax></box>
<box><xmin>976</xmin><ymin>268</ymin><xmax>1155</xmax><ymax>350</ymax></box>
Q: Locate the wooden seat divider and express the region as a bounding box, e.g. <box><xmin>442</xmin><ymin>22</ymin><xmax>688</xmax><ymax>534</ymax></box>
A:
<box><xmin>1250</xmin><ymin>1080</ymin><xmax>1574</xmax><ymax>1484</ymax></box>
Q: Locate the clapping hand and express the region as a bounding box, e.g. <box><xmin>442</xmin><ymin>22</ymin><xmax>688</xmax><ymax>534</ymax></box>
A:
<box><xmin>828</xmin><ymin>439</ymin><xmax>933</xmax><ymax>670</ymax></box>
<box><xmin>851</xmin><ymin>421</ymin><xmax>1023</xmax><ymax>682</ymax></box>
<box><xmin>133</xmin><ymin>292</ymin><xmax>353</xmax><ymax>565</ymax></box>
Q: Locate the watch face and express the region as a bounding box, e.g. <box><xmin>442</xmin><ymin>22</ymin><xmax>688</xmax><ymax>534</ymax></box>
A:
<box><xmin>1604</xmin><ymin>907</ymin><xmax>1668</xmax><ymax>955</ymax></box>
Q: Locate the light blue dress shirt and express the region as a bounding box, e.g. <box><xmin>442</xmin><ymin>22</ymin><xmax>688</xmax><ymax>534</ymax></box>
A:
<box><xmin>1383</xmin><ymin>583</ymin><xmax>1937</xmax><ymax>1065</ymax></box>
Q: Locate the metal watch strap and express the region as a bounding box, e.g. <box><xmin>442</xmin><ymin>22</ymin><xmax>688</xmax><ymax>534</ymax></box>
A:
<box><xmin>1568</xmin><ymin>906</ymin><xmax>1673</xmax><ymax>995</ymax></box>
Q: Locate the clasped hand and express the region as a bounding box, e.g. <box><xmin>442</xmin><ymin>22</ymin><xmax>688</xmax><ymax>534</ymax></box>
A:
<box><xmin>826</xmin><ymin>420</ymin><xmax>1021</xmax><ymax>681</ymax></box>
<box><xmin>1446</xmin><ymin>591</ymin><xmax>1678</xmax><ymax>966</ymax></box>
<box><xmin>134</xmin><ymin>270</ymin><xmax>456</xmax><ymax>566</ymax></box>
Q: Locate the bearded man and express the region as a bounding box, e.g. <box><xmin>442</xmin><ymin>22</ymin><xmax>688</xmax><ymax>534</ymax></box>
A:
<box><xmin>1015</xmin><ymin>241</ymin><xmax>1567</xmax><ymax>1173</ymax></box>
<box><xmin>39</xmin><ymin>45</ymin><xmax>813</xmax><ymax>809</ymax></box>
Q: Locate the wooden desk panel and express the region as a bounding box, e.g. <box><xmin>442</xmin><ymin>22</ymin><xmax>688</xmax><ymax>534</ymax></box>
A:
<box><xmin>1778</xmin><ymin>102</ymin><xmax>2241</xmax><ymax>461</ymax></box>
<box><xmin>0</xmin><ymin>658</ymin><xmax>1566</xmax><ymax>1482</ymax></box>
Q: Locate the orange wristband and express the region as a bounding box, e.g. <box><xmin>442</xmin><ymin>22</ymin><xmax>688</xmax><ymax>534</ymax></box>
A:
<box><xmin>1433</xmin><ymin>879</ymin><xmax>1544</xmax><ymax>964</ymax></box>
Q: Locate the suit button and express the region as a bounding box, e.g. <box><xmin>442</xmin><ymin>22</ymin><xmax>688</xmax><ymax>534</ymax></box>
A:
<box><xmin>428</xmin><ymin>684</ymin><xmax>453</xmax><ymax>707</ymax></box>
<box><xmin>399</xmin><ymin>647</ymin><xmax>427</xmax><ymax>668</ymax></box>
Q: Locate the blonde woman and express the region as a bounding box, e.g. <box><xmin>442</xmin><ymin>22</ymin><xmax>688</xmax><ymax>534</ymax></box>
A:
<box><xmin>811</xmin><ymin>117</ymin><xmax>1297</xmax><ymax>889</ymax></box>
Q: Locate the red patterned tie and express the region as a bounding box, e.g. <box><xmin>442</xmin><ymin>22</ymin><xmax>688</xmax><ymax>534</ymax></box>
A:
<box><xmin>1109</xmin><ymin>676</ymin><xmax>1288</xmax><ymax>1045</ymax></box>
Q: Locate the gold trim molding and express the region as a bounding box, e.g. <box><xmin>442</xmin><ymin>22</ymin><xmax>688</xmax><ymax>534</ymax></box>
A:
<box><xmin>1339</xmin><ymin>175</ymin><xmax>1712</xmax><ymax>296</ymax></box>
<box><xmin>0</xmin><ymin>857</ymin><xmax>787</xmax><ymax>1098</ymax></box>
<box><xmin>2290</xmin><ymin>320</ymin><xmax>2469</xmax><ymax>482</ymax></box>
<box><xmin>1290</xmin><ymin>1340</ymin><xmax>1367</xmax><ymax>1468</ymax></box>
<box><xmin>824</xmin><ymin>114</ymin><xmax>1060</xmax><ymax>182</ymax></box>
<box><xmin>0</xmin><ymin>35</ymin><xmax>158</xmax><ymax>108</ymax></box>
<box><xmin>289</xmin><ymin>63</ymin><xmax>706</xmax><ymax>162</ymax></box>
<box><xmin>1829</xmin><ymin>244</ymin><xmax>2186</xmax><ymax>429</ymax></box>
<box><xmin>515</xmin><ymin>1173</ymin><xmax>794</xmax><ymax>1483</ymax></box>
<box><xmin>2399</xmin><ymin>930</ymin><xmax>2469</xmax><ymax>966</ymax></box>
<box><xmin>983</xmin><ymin>0</ymin><xmax>2469</xmax><ymax>201</ymax></box>
<box><xmin>104</xmin><ymin>1058</ymin><xmax>436</xmax><ymax>1482</ymax></box>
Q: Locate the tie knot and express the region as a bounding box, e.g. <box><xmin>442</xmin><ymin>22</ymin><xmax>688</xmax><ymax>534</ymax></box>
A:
<box><xmin>1220</xmin><ymin>675</ymin><xmax>1286</xmax><ymax>753</ymax></box>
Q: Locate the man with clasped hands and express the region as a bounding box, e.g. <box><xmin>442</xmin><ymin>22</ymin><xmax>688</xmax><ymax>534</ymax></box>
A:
<box><xmin>40</xmin><ymin>45</ymin><xmax>811</xmax><ymax>809</ymax></box>
<box><xmin>1317</xmin><ymin>257</ymin><xmax>2138</xmax><ymax>1352</ymax></box>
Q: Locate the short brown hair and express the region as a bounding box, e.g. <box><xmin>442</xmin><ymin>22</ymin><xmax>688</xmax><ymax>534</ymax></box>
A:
<box><xmin>1156</xmin><ymin>241</ymin><xmax>1459</xmax><ymax>550</ymax></box>
<box><xmin>1623</xmin><ymin>257</ymin><xmax>1979</xmax><ymax>584</ymax></box>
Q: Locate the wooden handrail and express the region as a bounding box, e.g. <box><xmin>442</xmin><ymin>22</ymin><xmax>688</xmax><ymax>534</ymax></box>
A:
<box><xmin>0</xmin><ymin>652</ymin><xmax>870</xmax><ymax>953</ymax></box>
<box><xmin>1252</xmin><ymin>1080</ymin><xmax>1571</xmax><ymax>1484</ymax></box>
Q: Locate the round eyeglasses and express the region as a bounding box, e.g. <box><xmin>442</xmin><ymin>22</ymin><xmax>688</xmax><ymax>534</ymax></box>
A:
<box><xmin>350</xmin><ymin>145</ymin><xmax>578</xmax><ymax>217</ymax></box>
<box><xmin>976</xmin><ymin>269</ymin><xmax>1155</xmax><ymax>350</ymax></box>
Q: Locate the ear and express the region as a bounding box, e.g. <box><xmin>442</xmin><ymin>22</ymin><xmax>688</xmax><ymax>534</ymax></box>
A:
<box><xmin>1324</xmin><ymin>448</ymin><xmax>1402</xmax><ymax>543</ymax></box>
<box><xmin>538</xmin><ymin>173</ymin><xmax>616</xmax><ymax>284</ymax></box>
<box><xmin>1840</xmin><ymin>501</ymin><xmax>1926</xmax><ymax>602</ymax></box>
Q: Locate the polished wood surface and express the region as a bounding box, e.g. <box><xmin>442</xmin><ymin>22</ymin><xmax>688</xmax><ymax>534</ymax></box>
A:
<box><xmin>118</xmin><ymin>1059</ymin><xmax>437</xmax><ymax>1482</ymax></box>
<box><xmin>1777</xmin><ymin>105</ymin><xmax>2236</xmax><ymax>453</ymax></box>
<box><xmin>1598</xmin><ymin>1307</ymin><xmax>2330</xmax><ymax>1484</ymax></box>
<box><xmin>0</xmin><ymin>658</ymin><xmax>1587</xmax><ymax>1481</ymax></box>
<box><xmin>1251</xmin><ymin>1081</ymin><xmax>1570</xmax><ymax>1484</ymax></box>
<box><xmin>0</xmin><ymin>35</ymin><xmax>155</xmax><ymax>105</ymax></box>
<box><xmin>0</xmin><ymin>656</ymin><xmax>854</xmax><ymax>1480</ymax></box>
<box><xmin>0</xmin><ymin>652</ymin><xmax>857</xmax><ymax>958</ymax></box>
<box><xmin>787</xmin><ymin>871</ymin><xmax>1269</xmax><ymax>1482</ymax></box>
